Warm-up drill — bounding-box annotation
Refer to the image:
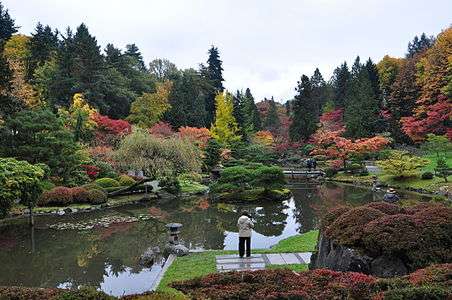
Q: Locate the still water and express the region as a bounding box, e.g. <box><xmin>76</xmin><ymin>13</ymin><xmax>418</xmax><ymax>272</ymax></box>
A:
<box><xmin>0</xmin><ymin>182</ymin><xmax>429</xmax><ymax>296</ymax></box>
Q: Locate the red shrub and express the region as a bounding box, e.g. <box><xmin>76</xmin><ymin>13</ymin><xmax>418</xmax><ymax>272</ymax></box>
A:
<box><xmin>37</xmin><ymin>187</ymin><xmax>73</xmax><ymax>206</ymax></box>
<box><xmin>324</xmin><ymin>207</ymin><xmax>385</xmax><ymax>247</ymax></box>
<box><xmin>408</xmin><ymin>263</ymin><xmax>452</xmax><ymax>287</ymax></box>
<box><xmin>320</xmin><ymin>205</ymin><xmax>351</xmax><ymax>230</ymax></box>
<box><xmin>149</xmin><ymin>122</ymin><xmax>174</xmax><ymax>138</ymax></box>
<box><xmin>364</xmin><ymin>202</ymin><xmax>405</xmax><ymax>215</ymax></box>
<box><xmin>81</xmin><ymin>164</ymin><xmax>100</xmax><ymax>179</ymax></box>
<box><xmin>70</xmin><ymin>187</ymin><xmax>90</xmax><ymax>203</ymax></box>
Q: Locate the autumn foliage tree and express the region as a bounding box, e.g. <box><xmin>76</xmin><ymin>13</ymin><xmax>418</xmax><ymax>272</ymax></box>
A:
<box><xmin>91</xmin><ymin>113</ymin><xmax>131</xmax><ymax>146</ymax></box>
<box><xmin>210</xmin><ymin>92</ymin><xmax>241</xmax><ymax>146</ymax></box>
<box><xmin>128</xmin><ymin>80</ymin><xmax>172</xmax><ymax>128</ymax></box>
<box><xmin>178</xmin><ymin>126</ymin><xmax>211</xmax><ymax>148</ymax></box>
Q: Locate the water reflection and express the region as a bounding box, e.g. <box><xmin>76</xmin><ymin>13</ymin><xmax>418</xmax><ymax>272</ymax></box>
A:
<box><xmin>0</xmin><ymin>183</ymin><xmax>430</xmax><ymax>295</ymax></box>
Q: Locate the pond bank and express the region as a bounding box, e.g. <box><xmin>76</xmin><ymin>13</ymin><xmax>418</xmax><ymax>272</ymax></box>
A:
<box><xmin>157</xmin><ymin>230</ymin><xmax>319</xmax><ymax>296</ymax></box>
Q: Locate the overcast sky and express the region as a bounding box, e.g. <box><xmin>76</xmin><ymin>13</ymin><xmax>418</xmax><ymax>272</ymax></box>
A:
<box><xmin>4</xmin><ymin>0</ymin><xmax>451</xmax><ymax>102</ymax></box>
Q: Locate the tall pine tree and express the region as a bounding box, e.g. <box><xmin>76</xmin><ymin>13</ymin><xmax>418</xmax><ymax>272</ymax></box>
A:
<box><xmin>310</xmin><ymin>68</ymin><xmax>328</xmax><ymax>116</ymax></box>
<box><xmin>344</xmin><ymin>58</ymin><xmax>380</xmax><ymax>138</ymax></box>
<box><xmin>242</xmin><ymin>87</ymin><xmax>261</xmax><ymax>133</ymax></box>
<box><xmin>0</xmin><ymin>1</ymin><xmax>17</xmax><ymax>43</ymax></box>
<box><xmin>28</xmin><ymin>23</ymin><xmax>59</xmax><ymax>78</ymax></box>
<box><xmin>331</xmin><ymin>62</ymin><xmax>350</xmax><ymax>108</ymax></box>
<box><xmin>263</xmin><ymin>97</ymin><xmax>280</xmax><ymax>134</ymax></box>
<box><xmin>202</xmin><ymin>46</ymin><xmax>224</xmax><ymax>125</ymax></box>
<box><xmin>289</xmin><ymin>75</ymin><xmax>317</xmax><ymax>141</ymax></box>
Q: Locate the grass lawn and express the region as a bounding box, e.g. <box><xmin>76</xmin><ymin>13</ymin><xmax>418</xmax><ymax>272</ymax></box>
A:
<box><xmin>422</xmin><ymin>153</ymin><xmax>452</xmax><ymax>173</ymax></box>
<box><xmin>157</xmin><ymin>230</ymin><xmax>319</xmax><ymax>296</ymax></box>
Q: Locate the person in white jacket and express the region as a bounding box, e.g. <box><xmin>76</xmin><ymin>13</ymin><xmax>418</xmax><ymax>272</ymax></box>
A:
<box><xmin>237</xmin><ymin>211</ymin><xmax>254</xmax><ymax>258</ymax></box>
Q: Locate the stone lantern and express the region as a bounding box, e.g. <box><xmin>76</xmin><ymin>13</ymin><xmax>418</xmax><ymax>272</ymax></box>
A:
<box><xmin>166</xmin><ymin>223</ymin><xmax>182</xmax><ymax>244</ymax></box>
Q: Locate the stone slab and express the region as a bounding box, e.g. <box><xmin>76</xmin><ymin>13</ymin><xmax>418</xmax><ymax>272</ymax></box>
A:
<box><xmin>217</xmin><ymin>257</ymin><xmax>265</xmax><ymax>264</ymax></box>
<box><xmin>265</xmin><ymin>253</ymin><xmax>286</xmax><ymax>265</ymax></box>
<box><xmin>297</xmin><ymin>252</ymin><xmax>312</xmax><ymax>264</ymax></box>
<box><xmin>216</xmin><ymin>254</ymin><xmax>262</xmax><ymax>259</ymax></box>
<box><xmin>217</xmin><ymin>262</ymin><xmax>266</xmax><ymax>271</ymax></box>
<box><xmin>281</xmin><ymin>253</ymin><xmax>301</xmax><ymax>264</ymax></box>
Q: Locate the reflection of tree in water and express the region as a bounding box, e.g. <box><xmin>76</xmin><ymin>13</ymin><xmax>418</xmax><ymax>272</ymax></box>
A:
<box><xmin>250</xmin><ymin>202</ymin><xmax>288</xmax><ymax>237</ymax></box>
<box><xmin>291</xmin><ymin>185</ymin><xmax>320</xmax><ymax>233</ymax></box>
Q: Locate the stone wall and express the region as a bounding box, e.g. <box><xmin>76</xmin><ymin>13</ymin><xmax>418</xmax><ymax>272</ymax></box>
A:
<box><xmin>309</xmin><ymin>233</ymin><xmax>408</xmax><ymax>278</ymax></box>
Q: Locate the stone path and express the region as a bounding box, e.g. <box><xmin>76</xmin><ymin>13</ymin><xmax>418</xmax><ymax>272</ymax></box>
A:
<box><xmin>216</xmin><ymin>252</ymin><xmax>312</xmax><ymax>272</ymax></box>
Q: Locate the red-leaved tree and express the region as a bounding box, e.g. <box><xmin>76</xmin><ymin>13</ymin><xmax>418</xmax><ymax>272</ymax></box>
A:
<box><xmin>149</xmin><ymin>121</ymin><xmax>175</xmax><ymax>138</ymax></box>
<box><xmin>92</xmin><ymin>113</ymin><xmax>132</xmax><ymax>146</ymax></box>
<box><xmin>178</xmin><ymin>127</ymin><xmax>211</xmax><ymax>148</ymax></box>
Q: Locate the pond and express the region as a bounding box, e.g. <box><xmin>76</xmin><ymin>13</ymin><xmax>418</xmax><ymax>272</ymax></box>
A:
<box><xmin>0</xmin><ymin>182</ymin><xmax>430</xmax><ymax>296</ymax></box>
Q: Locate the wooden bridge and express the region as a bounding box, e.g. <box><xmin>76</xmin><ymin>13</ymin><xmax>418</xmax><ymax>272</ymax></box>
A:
<box><xmin>283</xmin><ymin>169</ymin><xmax>325</xmax><ymax>179</ymax></box>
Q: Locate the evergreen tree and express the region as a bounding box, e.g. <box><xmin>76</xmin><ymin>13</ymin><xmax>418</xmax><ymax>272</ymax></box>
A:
<box><xmin>164</xmin><ymin>68</ymin><xmax>208</xmax><ymax>128</ymax></box>
<box><xmin>28</xmin><ymin>23</ymin><xmax>59</xmax><ymax>78</ymax></box>
<box><xmin>310</xmin><ymin>68</ymin><xmax>328</xmax><ymax>116</ymax></box>
<box><xmin>344</xmin><ymin>68</ymin><xmax>380</xmax><ymax>138</ymax></box>
<box><xmin>289</xmin><ymin>75</ymin><xmax>317</xmax><ymax>141</ymax></box>
<box><xmin>406</xmin><ymin>33</ymin><xmax>435</xmax><ymax>58</ymax></box>
<box><xmin>351</xmin><ymin>56</ymin><xmax>362</xmax><ymax>78</ymax></box>
<box><xmin>203</xmin><ymin>46</ymin><xmax>224</xmax><ymax>125</ymax></box>
<box><xmin>125</xmin><ymin>43</ymin><xmax>146</xmax><ymax>72</ymax></box>
<box><xmin>331</xmin><ymin>62</ymin><xmax>350</xmax><ymax>108</ymax></box>
<box><xmin>0</xmin><ymin>1</ymin><xmax>17</xmax><ymax>43</ymax></box>
<box><xmin>232</xmin><ymin>90</ymin><xmax>246</xmax><ymax>137</ymax></box>
<box><xmin>242</xmin><ymin>87</ymin><xmax>261</xmax><ymax>133</ymax></box>
<box><xmin>365</xmin><ymin>58</ymin><xmax>385</xmax><ymax>132</ymax></box>
<box><xmin>263</xmin><ymin>97</ymin><xmax>280</xmax><ymax>133</ymax></box>
<box><xmin>0</xmin><ymin>51</ymin><xmax>21</xmax><ymax>119</ymax></box>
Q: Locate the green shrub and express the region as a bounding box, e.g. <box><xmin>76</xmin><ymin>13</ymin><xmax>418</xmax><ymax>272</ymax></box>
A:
<box><xmin>86</xmin><ymin>189</ymin><xmax>107</xmax><ymax>205</ymax></box>
<box><xmin>95</xmin><ymin>177</ymin><xmax>120</xmax><ymax>188</ymax></box>
<box><xmin>252</xmin><ymin>165</ymin><xmax>286</xmax><ymax>190</ymax></box>
<box><xmin>118</xmin><ymin>174</ymin><xmax>136</xmax><ymax>186</ymax></box>
<box><xmin>382</xmin><ymin>286</ymin><xmax>450</xmax><ymax>300</ymax></box>
<box><xmin>38</xmin><ymin>187</ymin><xmax>73</xmax><ymax>206</ymax></box>
<box><xmin>217</xmin><ymin>166</ymin><xmax>254</xmax><ymax>188</ymax></box>
<box><xmin>210</xmin><ymin>182</ymin><xmax>239</xmax><ymax>193</ymax></box>
<box><xmin>92</xmin><ymin>160</ymin><xmax>117</xmax><ymax>179</ymax></box>
<box><xmin>421</xmin><ymin>172</ymin><xmax>434</xmax><ymax>180</ymax></box>
<box><xmin>81</xmin><ymin>183</ymin><xmax>103</xmax><ymax>191</ymax></box>
<box><xmin>40</xmin><ymin>180</ymin><xmax>56</xmax><ymax>191</ymax></box>
<box><xmin>177</xmin><ymin>172</ymin><xmax>202</xmax><ymax>182</ymax></box>
<box><xmin>325</xmin><ymin>168</ymin><xmax>338</xmax><ymax>178</ymax></box>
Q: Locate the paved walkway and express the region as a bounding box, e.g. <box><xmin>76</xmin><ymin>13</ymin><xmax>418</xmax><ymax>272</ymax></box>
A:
<box><xmin>216</xmin><ymin>252</ymin><xmax>312</xmax><ymax>272</ymax></box>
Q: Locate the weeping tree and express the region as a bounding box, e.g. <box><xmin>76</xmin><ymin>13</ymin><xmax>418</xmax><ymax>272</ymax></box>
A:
<box><xmin>113</xmin><ymin>128</ymin><xmax>202</xmax><ymax>180</ymax></box>
<box><xmin>0</xmin><ymin>158</ymin><xmax>44</xmax><ymax>224</ymax></box>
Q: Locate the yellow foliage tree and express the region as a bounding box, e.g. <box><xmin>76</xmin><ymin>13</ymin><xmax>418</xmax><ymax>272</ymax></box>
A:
<box><xmin>416</xmin><ymin>27</ymin><xmax>452</xmax><ymax>108</ymax></box>
<box><xmin>210</xmin><ymin>92</ymin><xmax>241</xmax><ymax>146</ymax></box>
<box><xmin>59</xmin><ymin>93</ymin><xmax>97</xmax><ymax>141</ymax></box>
<box><xmin>128</xmin><ymin>80</ymin><xmax>172</xmax><ymax>128</ymax></box>
<box><xmin>3</xmin><ymin>34</ymin><xmax>40</xmax><ymax>108</ymax></box>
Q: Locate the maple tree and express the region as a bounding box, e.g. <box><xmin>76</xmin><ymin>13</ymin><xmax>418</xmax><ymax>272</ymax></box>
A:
<box><xmin>311</xmin><ymin>127</ymin><xmax>389</xmax><ymax>167</ymax></box>
<box><xmin>149</xmin><ymin>121</ymin><xmax>175</xmax><ymax>138</ymax></box>
<box><xmin>178</xmin><ymin>126</ymin><xmax>211</xmax><ymax>148</ymax></box>
<box><xmin>210</xmin><ymin>92</ymin><xmax>241</xmax><ymax>146</ymax></box>
<box><xmin>401</xmin><ymin>99</ymin><xmax>452</xmax><ymax>142</ymax></box>
<box><xmin>252</xmin><ymin>130</ymin><xmax>274</xmax><ymax>147</ymax></box>
<box><xmin>91</xmin><ymin>113</ymin><xmax>131</xmax><ymax>145</ymax></box>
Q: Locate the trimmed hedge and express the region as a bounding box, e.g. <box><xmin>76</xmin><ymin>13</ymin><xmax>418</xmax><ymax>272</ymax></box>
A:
<box><xmin>171</xmin><ymin>264</ymin><xmax>452</xmax><ymax>300</ymax></box>
<box><xmin>86</xmin><ymin>189</ymin><xmax>107</xmax><ymax>204</ymax></box>
<box><xmin>118</xmin><ymin>175</ymin><xmax>136</xmax><ymax>186</ymax></box>
<box><xmin>71</xmin><ymin>187</ymin><xmax>90</xmax><ymax>203</ymax></box>
<box><xmin>38</xmin><ymin>187</ymin><xmax>73</xmax><ymax>206</ymax></box>
<box><xmin>95</xmin><ymin>177</ymin><xmax>120</xmax><ymax>188</ymax></box>
<box><xmin>323</xmin><ymin>202</ymin><xmax>452</xmax><ymax>270</ymax></box>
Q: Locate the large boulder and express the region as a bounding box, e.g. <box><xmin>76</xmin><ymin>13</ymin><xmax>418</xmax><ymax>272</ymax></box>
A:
<box><xmin>139</xmin><ymin>247</ymin><xmax>156</xmax><ymax>267</ymax></box>
<box><xmin>164</xmin><ymin>243</ymin><xmax>189</xmax><ymax>256</ymax></box>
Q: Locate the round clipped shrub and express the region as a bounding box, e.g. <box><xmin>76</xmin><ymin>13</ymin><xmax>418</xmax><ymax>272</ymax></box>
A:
<box><xmin>363</xmin><ymin>214</ymin><xmax>418</xmax><ymax>257</ymax></box>
<box><xmin>118</xmin><ymin>174</ymin><xmax>136</xmax><ymax>186</ymax></box>
<box><xmin>365</xmin><ymin>202</ymin><xmax>405</xmax><ymax>215</ymax></box>
<box><xmin>320</xmin><ymin>206</ymin><xmax>351</xmax><ymax>230</ymax></box>
<box><xmin>86</xmin><ymin>189</ymin><xmax>107</xmax><ymax>205</ymax></box>
<box><xmin>37</xmin><ymin>187</ymin><xmax>73</xmax><ymax>206</ymax></box>
<box><xmin>324</xmin><ymin>206</ymin><xmax>385</xmax><ymax>247</ymax></box>
<box><xmin>71</xmin><ymin>187</ymin><xmax>90</xmax><ymax>203</ymax></box>
<box><xmin>95</xmin><ymin>177</ymin><xmax>120</xmax><ymax>188</ymax></box>
<box><xmin>421</xmin><ymin>172</ymin><xmax>434</xmax><ymax>180</ymax></box>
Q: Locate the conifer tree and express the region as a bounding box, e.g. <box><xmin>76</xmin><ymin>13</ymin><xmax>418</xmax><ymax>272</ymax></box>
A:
<box><xmin>406</xmin><ymin>33</ymin><xmax>435</xmax><ymax>58</ymax></box>
<box><xmin>29</xmin><ymin>23</ymin><xmax>59</xmax><ymax>78</ymax></box>
<box><xmin>232</xmin><ymin>90</ymin><xmax>246</xmax><ymax>137</ymax></box>
<box><xmin>310</xmin><ymin>68</ymin><xmax>328</xmax><ymax>116</ymax></box>
<box><xmin>264</xmin><ymin>97</ymin><xmax>280</xmax><ymax>133</ymax></box>
<box><xmin>125</xmin><ymin>43</ymin><xmax>147</xmax><ymax>72</ymax></box>
<box><xmin>289</xmin><ymin>75</ymin><xmax>317</xmax><ymax>141</ymax></box>
<box><xmin>344</xmin><ymin>67</ymin><xmax>380</xmax><ymax>138</ymax></box>
<box><xmin>331</xmin><ymin>62</ymin><xmax>350</xmax><ymax>108</ymax></box>
<box><xmin>0</xmin><ymin>1</ymin><xmax>17</xmax><ymax>43</ymax></box>
<box><xmin>203</xmin><ymin>46</ymin><xmax>224</xmax><ymax>125</ymax></box>
<box><xmin>242</xmin><ymin>87</ymin><xmax>262</xmax><ymax>133</ymax></box>
<box><xmin>210</xmin><ymin>92</ymin><xmax>240</xmax><ymax>146</ymax></box>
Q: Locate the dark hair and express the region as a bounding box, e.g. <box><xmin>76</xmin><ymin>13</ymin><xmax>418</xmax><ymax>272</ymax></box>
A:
<box><xmin>241</xmin><ymin>211</ymin><xmax>251</xmax><ymax>217</ymax></box>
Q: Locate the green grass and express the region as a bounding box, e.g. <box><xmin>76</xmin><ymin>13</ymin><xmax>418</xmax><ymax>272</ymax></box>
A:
<box><xmin>157</xmin><ymin>230</ymin><xmax>319</xmax><ymax>295</ymax></box>
<box><xmin>422</xmin><ymin>153</ymin><xmax>452</xmax><ymax>173</ymax></box>
<box><xmin>266</xmin><ymin>263</ymin><xmax>309</xmax><ymax>272</ymax></box>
